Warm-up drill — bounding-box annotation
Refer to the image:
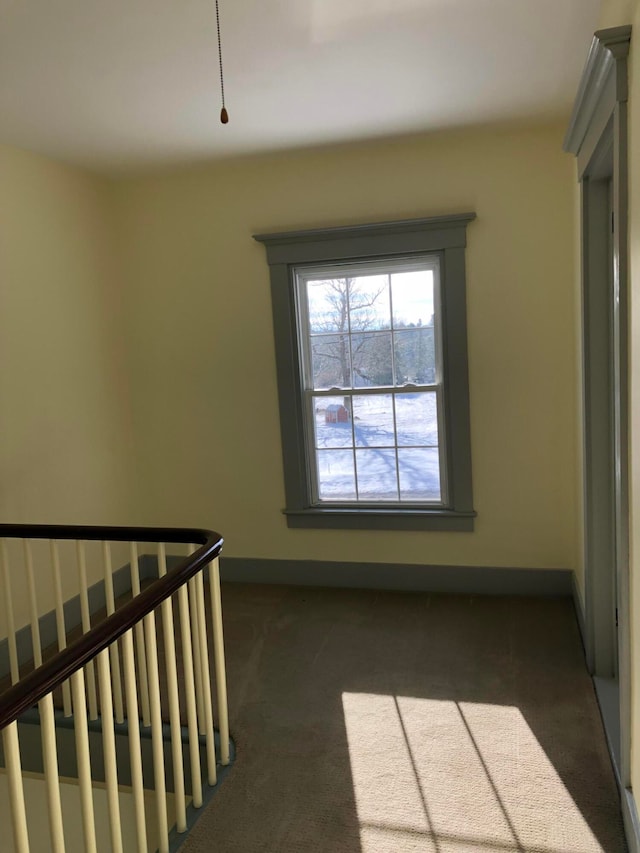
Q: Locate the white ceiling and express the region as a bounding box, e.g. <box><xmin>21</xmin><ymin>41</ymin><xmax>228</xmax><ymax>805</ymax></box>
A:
<box><xmin>0</xmin><ymin>0</ymin><xmax>601</xmax><ymax>172</ymax></box>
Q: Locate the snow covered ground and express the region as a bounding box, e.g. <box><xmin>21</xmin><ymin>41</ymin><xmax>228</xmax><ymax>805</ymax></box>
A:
<box><xmin>312</xmin><ymin>392</ymin><xmax>441</xmax><ymax>502</ymax></box>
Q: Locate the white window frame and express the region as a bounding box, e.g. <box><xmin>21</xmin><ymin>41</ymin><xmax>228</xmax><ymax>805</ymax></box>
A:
<box><xmin>295</xmin><ymin>256</ymin><xmax>448</xmax><ymax>508</ymax></box>
<box><xmin>254</xmin><ymin>214</ymin><xmax>476</xmax><ymax>531</ymax></box>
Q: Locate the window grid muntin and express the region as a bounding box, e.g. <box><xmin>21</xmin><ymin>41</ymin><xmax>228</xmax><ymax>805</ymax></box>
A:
<box><xmin>298</xmin><ymin>255</ymin><xmax>441</xmax><ymax>391</ymax></box>
<box><xmin>432</xmin><ymin>260</ymin><xmax>449</xmax><ymax>499</ymax></box>
<box><xmin>295</xmin><ymin>254</ymin><xmax>447</xmax><ymax>507</ymax></box>
<box><xmin>387</xmin><ymin>277</ymin><xmax>402</xmax><ymax>500</ymax></box>
<box><xmin>346</xmin><ymin>277</ymin><xmax>359</xmax><ymax>500</ymax></box>
<box><xmin>308</xmin><ymin>389</ymin><xmax>443</xmax><ymax>506</ymax></box>
<box><xmin>391</xmin><ymin>392</ymin><xmax>402</xmax><ymax>502</ymax></box>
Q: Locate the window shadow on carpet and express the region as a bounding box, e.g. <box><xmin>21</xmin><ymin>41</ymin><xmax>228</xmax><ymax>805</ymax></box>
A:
<box><xmin>182</xmin><ymin>585</ymin><xmax>625</xmax><ymax>853</ymax></box>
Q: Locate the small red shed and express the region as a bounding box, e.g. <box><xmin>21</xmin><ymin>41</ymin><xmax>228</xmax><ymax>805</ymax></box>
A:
<box><xmin>325</xmin><ymin>404</ymin><xmax>349</xmax><ymax>424</ymax></box>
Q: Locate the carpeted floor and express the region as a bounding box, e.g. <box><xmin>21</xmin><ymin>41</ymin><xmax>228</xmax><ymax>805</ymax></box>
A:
<box><xmin>182</xmin><ymin>584</ymin><xmax>626</xmax><ymax>853</ymax></box>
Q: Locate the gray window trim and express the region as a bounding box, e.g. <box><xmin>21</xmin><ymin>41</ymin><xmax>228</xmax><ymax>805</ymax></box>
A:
<box><xmin>255</xmin><ymin>214</ymin><xmax>476</xmax><ymax>531</ymax></box>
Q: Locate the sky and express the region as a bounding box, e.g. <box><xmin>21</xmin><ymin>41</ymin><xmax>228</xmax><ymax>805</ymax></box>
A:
<box><xmin>306</xmin><ymin>268</ymin><xmax>435</xmax><ymax>332</ymax></box>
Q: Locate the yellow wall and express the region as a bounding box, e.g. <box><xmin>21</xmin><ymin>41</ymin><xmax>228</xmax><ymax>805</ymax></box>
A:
<box><xmin>600</xmin><ymin>0</ymin><xmax>639</xmax><ymax>26</ymax></box>
<box><xmin>0</xmin><ymin>6</ymin><xmax>635</xmax><ymax>833</ymax></box>
<box><xmin>110</xmin><ymin>122</ymin><xmax>578</xmax><ymax>569</ymax></box>
<box><xmin>0</xmin><ymin>145</ymin><xmax>135</xmax><ymax>626</ymax></box>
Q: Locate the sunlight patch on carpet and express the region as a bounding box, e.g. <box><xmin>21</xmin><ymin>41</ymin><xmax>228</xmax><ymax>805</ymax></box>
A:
<box><xmin>342</xmin><ymin>692</ymin><xmax>604</xmax><ymax>853</ymax></box>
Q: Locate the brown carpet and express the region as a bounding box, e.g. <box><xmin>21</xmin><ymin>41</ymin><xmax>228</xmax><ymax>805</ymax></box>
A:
<box><xmin>182</xmin><ymin>584</ymin><xmax>626</xmax><ymax>853</ymax></box>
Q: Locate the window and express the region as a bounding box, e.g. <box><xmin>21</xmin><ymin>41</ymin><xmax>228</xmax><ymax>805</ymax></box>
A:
<box><xmin>255</xmin><ymin>214</ymin><xmax>476</xmax><ymax>531</ymax></box>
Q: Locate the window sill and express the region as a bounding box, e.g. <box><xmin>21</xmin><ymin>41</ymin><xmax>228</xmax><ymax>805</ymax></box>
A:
<box><xmin>283</xmin><ymin>507</ymin><xmax>476</xmax><ymax>531</ymax></box>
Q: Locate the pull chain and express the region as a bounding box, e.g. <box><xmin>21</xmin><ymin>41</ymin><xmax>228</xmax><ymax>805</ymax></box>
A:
<box><xmin>215</xmin><ymin>0</ymin><xmax>228</xmax><ymax>124</ymax></box>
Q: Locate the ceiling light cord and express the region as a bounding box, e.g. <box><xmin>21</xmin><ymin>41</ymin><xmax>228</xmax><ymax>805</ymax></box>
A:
<box><xmin>215</xmin><ymin>0</ymin><xmax>228</xmax><ymax>124</ymax></box>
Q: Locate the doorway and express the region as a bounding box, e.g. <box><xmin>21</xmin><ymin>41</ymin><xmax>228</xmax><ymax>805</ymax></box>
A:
<box><xmin>565</xmin><ymin>26</ymin><xmax>631</xmax><ymax>795</ymax></box>
<box><xmin>581</xmin><ymin>130</ymin><xmax>622</xmax><ymax>771</ymax></box>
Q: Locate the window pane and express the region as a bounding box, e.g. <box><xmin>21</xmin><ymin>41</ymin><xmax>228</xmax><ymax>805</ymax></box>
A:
<box><xmin>317</xmin><ymin>449</ymin><xmax>356</xmax><ymax>500</ymax></box>
<box><xmin>313</xmin><ymin>395</ymin><xmax>353</xmax><ymax>448</ymax></box>
<box><xmin>393</xmin><ymin>328</ymin><xmax>436</xmax><ymax>386</ymax></box>
<box><xmin>398</xmin><ymin>448</ymin><xmax>441</xmax><ymax>501</ymax></box>
<box><xmin>348</xmin><ymin>275</ymin><xmax>390</xmax><ymax>331</ymax></box>
<box><xmin>394</xmin><ymin>392</ymin><xmax>439</xmax><ymax>446</ymax></box>
<box><xmin>307</xmin><ymin>280</ymin><xmax>349</xmax><ymax>333</ymax></box>
<box><xmin>310</xmin><ymin>334</ymin><xmax>351</xmax><ymax>389</ymax></box>
<box><xmin>391</xmin><ymin>269</ymin><xmax>435</xmax><ymax>328</ymax></box>
<box><xmin>353</xmin><ymin>394</ymin><xmax>395</xmax><ymax>448</ymax></box>
<box><xmin>299</xmin><ymin>258</ymin><xmax>448</xmax><ymax>509</ymax></box>
<box><xmin>351</xmin><ymin>332</ymin><xmax>393</xmax><ymax>387</ymax></box>
<box><xmin>355</xmin><ymin>449</ymin><xmax>399</xmax><ymax>500</ymax></box>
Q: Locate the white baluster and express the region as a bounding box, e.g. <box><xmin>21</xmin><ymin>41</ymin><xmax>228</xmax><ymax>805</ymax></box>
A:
<box><xmin>2</xmin><ymin>721</ymin><xmax>30</xmax><ymax>853</ymax></box>
<box><xmin>39</xmin><ymin>692</ymin><xmax>66</xmax><ymax>852</ymax></box>
<box><xmin>195</xmin><ymin>570</ymin><xmax>217</xmax><ymax>785</ymax></box>
<box><xmin>209</xmin><ymin>556</ymin><xmax>230</xmax><ymax>765</ymax></box>
<box><xmin>0</xmin><ymin>539</ymin><xmax>20</xmax><ymax>684</ymax></box>
<box><xmin>188</xmin><ymin>575</ymin><xmax>206</xmax><ymax>735</ymax></box>
<box><xmin>144</xmin><ymin>611</ymin><xmax>169</xmax><ymax>853</ymax></box>
<box><xmin>71</xmin><ymin>668</ymin><xmax>97</xmax><ymax>853</ymax></box>
<box><xmin>75</xmin><ymin>542</ymin><xmax>98</xmax><ymax>720</ymax></box>
<box><xmin>122</xmin><ymin>629</ymin><xmax>148</xmax><ymax>853</ymax></box>
<box><xmin>23</xmin><ymin>540</ymin><xmax>42</xmax><ymax>668</ymax></box>
<box><xmin>102</xmin><ymin>542</ymin><xmax>124</xmax><ymax>723</ymax></box>
<box><xmin>178</xmin><ymin>584</ymin><xmax>203</xmax><ymax>808</ymax></box>
<box><xmin>157</xmin><ymin>543</ymin><xmax>187</xmax><ymax>831</ymax></box>
<box><xmin>50</xmin><ymin>540</ymin><xmax>72</xmax><ymax>716</ymax></box>
<box><xmin>97</xmin><ymin>648</ymin><xmax>123</xmax><ymax>853</ymax></box>
<box><xmin>130</xmin><ymin>542</ymin><xmax>151</xmax><ymax>727</ymax></box>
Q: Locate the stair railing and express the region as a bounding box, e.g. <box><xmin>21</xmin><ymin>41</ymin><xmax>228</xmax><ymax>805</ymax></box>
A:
<box><xmin>0</xmin><ymin>524</ymin><xmax>228</xmax><ymax>853</ymax></box>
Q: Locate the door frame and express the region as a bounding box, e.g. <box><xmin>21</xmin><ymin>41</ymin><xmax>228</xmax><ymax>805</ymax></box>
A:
<box><xmin>564</xmin><ymin>23</ymin><xmax>631</xmax><ymax>793</ymax></box>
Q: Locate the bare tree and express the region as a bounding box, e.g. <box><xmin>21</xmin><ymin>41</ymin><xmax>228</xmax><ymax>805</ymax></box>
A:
<box><xmin>309</xmin><ymin>278</ymin><xmax>388</xmax><ymax>411</ymax></box>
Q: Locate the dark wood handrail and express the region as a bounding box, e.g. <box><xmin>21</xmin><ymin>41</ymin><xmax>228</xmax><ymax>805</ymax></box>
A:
<box><xmin>0</xmin><ymin>525</ymin><xmax>223</xmax><ymax>730</ymax></box>
<box><xmin>0</xmin><ymin>523</ymin><xmax>220</xmax><ymax>544</ymax></box>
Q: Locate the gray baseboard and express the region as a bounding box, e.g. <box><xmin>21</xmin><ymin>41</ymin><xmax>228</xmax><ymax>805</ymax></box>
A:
<box><xmin>0</xmin><ymin>558</ymin><xmax>157</xmax><ymax>678</ymax></box>
<box><xmin>219</xmin><ymin>557</ymin><xmax>573</xmax><ymax>596</ymax></box>
<box><xmin>623</xmin><ymin>787</ymin><xmax>640</xmax><ymax>853</ymax></box>
<box><xmin>572</xmin><ymin>571</ymin><xmax>587</xmax><ymax>650</ymax></box>
<box><xmin>0</xmin><ymin>555</ymin><xmax>573</xmax><ymax>680</ymax></box>
<box><xmin>0</xmin><ymin>708</ymin><xmax>236</xmax><ymax>853</ymax></box>
<box><xmin>593</xmin><ymin>676</ymin><xmax>622</xmax><ymax>785</ymax></box>
<box><xmin>5</xmin><ymin>706</ymin><xmax>231</xmax><ymax>797</ymax></box>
